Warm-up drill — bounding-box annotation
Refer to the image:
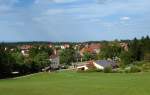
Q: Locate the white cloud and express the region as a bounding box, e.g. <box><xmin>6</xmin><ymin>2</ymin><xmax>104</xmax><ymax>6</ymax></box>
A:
<box><xmin>1</xmin><ymin>0</ymin><xmax>150</xmax><ymax>41</ymax></box>
<box><xmin>120</xmin><ymin>16</ymin><xmax>131</xmax><ymax>20</ymax></box>
<box><xmin>0</xmin><ymin>0</ymin><xmax>19</xmax><ymax>5</ymax></box>
<box><xmin>0</xmin><ymin>0</ymin><xmax>19</xmax><ymax>12</ymax></box>
<box><xmin>34</xmin><ymin>0</ymin><xmax>78</xmax><ymax>4</ymax></box>
<box><xmin>0</xmin><ymin>5</ymin><xmax>11</xmax><ymax>12</ymax></box>
<box><xmin>52</xmin><ymin>0</ymin><xmax>77</xmax><ymax>3</ymax></box>
<box><xmin>45</xmin><ymin>9</ymin><xmax>64</xmax><ymax>15</ymax></box>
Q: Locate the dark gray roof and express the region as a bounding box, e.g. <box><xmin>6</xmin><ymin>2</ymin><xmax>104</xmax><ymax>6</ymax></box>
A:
<box><xmin>95</xmin><ymin>60</ymin><xmax>117</xmax><ymax>68</ymax></box>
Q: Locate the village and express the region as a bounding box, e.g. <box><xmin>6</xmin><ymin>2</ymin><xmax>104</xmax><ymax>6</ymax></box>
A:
<box><xmin>1</xmin><ymin>35</ymin><xmax>150</xmax><ymax>78</ymax></box>
<box><xmin>8</xmin><ymin>42</ymin><xmax>128</xmax><ymax>72</ymax></box>
<box><xmin>0</xmin><ymin>0</ymin><xmax>150</xmax><ymax>95</ymax></box>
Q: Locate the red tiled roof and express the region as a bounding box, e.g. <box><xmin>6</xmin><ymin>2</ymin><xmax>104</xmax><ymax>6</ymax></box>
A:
<box><xmin>20</xmin><ymin>45</ymin><xmax>32</xmax><ymax>50</ymax></box>
<box><xmin>80</xmin><ymin>43</ymin><xmax>102</xmax><ymax>54</ymax></box>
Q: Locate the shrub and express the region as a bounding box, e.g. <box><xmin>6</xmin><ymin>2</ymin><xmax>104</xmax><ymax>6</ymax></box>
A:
<box><xmin>87</xmin><ymin>68</ymin><xmax>103</xmax><ymax>72</ymax></box>
<box><xmin>120</xmin><ymin>51</ymin><xmax>133</xmax><ymax>65</ymax></box>
<box><xmin>130</xmin><ymin>65</ymin><xmax>141</xmax><ymax>73</ymax></box>
<box><xmin>142</xmin><ymin>63</ymin><xmax>150</xmax><ymax>72</ymax></box>
<box><xmin>124</xmin><ymin>67</ymin><xmax>131</xmax><ymax>73</ymax></box>
<box><xmin>104</xmin><ymin>66</ymin><xmax>112</xmax><ymax>73</ymax></box>
<box><xmin>112</xmin><ymin>68</ymin><xmax>124</xmax><ymax>73</ymax></box>
<box><xmin>125</xmin><ymin>65</ymin><xmax>141</xmax><ymax>73</ymax></box>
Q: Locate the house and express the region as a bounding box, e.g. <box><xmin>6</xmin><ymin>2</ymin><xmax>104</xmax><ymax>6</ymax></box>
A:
<box><xmin>120</xmin><ymin>42</ymin><xmax>128</xmax><ymax>51</ymax></box>
<box><xmin>49</xmin><ymin>49</ymin><xmax>60</xmax><ymax>70</ymax></box>
<box><xmin>20</xmin><ymin>45</ymin><xmax>32</xmax><ymax>56</ymax></box>
<box><xmin>77</xmin><ymin>64</ymin><xmax>88</xmax><ymax>71</ymax></box>
<box><xmin>74</xmin><ymin>44</ymin><xmax>79</xmax><ymax>50</ymax></box>
<box><xmin>4</xmin><ymin>47</ymin><xmax>7</xmax><ymax>51</ymax></box>
<box><xmin>93</xmin><ymin>60</ymin><xmax>118</xmax><ymax>70</ymax></box>
<box><xmin>76</xmin><ymin>62</ymin><xmax>93</xmax><ymax>71</ymax></box>
<box><xmin>74</xmin><ymin>51</ymin><xmax>82</xmax><ymax>62</ymax></box>
<box><xmin>61</xmin><ymin>44</ymin><xmax>70</xmax><ymax>49</ymax></box>
<box><xmin>49</xmin><ymin>55</ymin><xmax>60</xmax><ymax>70</ymax></box>
<box><xmin>80</xmin><ymin>43</ymin><xmax>102</xmax><ymax>56</ymax></box>
<box><xmin>76</xmin><ymin>61</ymin><xmax>95</xmax><ymax>71</ymax></box>
<box><xmin>48</xmin><ymin>44</ymin><xmax>53</xmax><ymax>48</ymax></box>
<box><xmin>76</xmin><ymin>60</ymin><xmax>118</xmax><ymax>71</ymax></box>
<box><xmin>43</xmin><ymin>49</ymin><xmax>60</xmax><ymax>72</ymax></box>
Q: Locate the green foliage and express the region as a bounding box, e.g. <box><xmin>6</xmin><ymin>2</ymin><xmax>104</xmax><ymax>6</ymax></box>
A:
<box><xmin>125</xmin><ymin>65</ymin><xmax>141</xmax><ymax>73</ymax></box>
<box><xmin>0</xmin><ymin>44</ymin><xmax>52</xmax><ymax>78</ymax></box>
<box><xmin>11</xmin><ymin>52</ymin><xmax>25</xmax><ymax>73</ymax></box>
<box><xmin>120</xmin><ymin>51</ymin><xmax>133</xmax><ymax>65</ymax></box>
<box><xmin>141</xmin><ymin>62</ymin><xmax>150</xmax><ymax>72</ymax></box>
<box><xmin>33</xmin><ymin>52</ymin><xmax>51</xmax><ymax>70</ymax></box>
<box><xmin>29</xmin><ymin>46</ymin><xmax>39</xmax><ymax>58</ymax></box>
<box><xmin>19</xmin><ymin>63</ymin><xmax>31</xmax><ymax>74</ymax></box>
<box><xmin>29</xmin><ymin>45</ymin><xmax>53</xmax><ymax>58</ymax></box>
<box><xmin>104</xmin><ymin>66</ymin><xmax>112</xmax><ymax>73</ymax></box>
<box><xmin>99</xmin><ymin>45</ymin><xmax>122</xmax><ymax>59</ymax></box>
<box><xmin>11</xmin><ymin>52</ymin><xmax>24</xmax><ymax>64</ymax></box>
<box><xmin>0</xmin><ymin>45</ymin><xmax>16</xmax><ymax>78</ymax></box>
<box><xmin>129</xmin><ymin>38</ymin><xmax>143</xmax><ymax>61</ymax></box>
<box><xmin>144</xmin><ymin>53</ymin><xmax>150</xmax><ymax>62</ymax></box>
<box><xmin>0</xmin><ymin>36</ymin><xmax>150</xmax><ymax>78</ymax></box>
<box><xmin>82</xmin><ymin>52</ymin><xmax>97</xmax><ymax>61</ymax></box>
<box><xmin>60</xmin><ymin>48</ymin><xmax>76</xmax><ymax>65</ymax></box>
<box><xmin>130</xmin><ymin>65</ymin><xmax>141</xmax><ymax>73</ymax></box>
<box><xmin>39</xmin><ymin>45</ymin><xmax>53</xmax><ymax>56</ymax></box>
<box><xmin>129</xmin><ymin>36</ymin><xmax>150</xmax><ymax>62</ymax></box>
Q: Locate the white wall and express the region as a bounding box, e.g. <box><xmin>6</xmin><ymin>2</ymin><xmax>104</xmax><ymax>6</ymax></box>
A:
<box><xmin>93</xmin><ymin>62</ymin><xmax>104</xmax><ymax>70</ymax></box>
<box><xmin>77</xmin><ymin>65</ymin><xmax>88</xmax><ymax>70</ymax></box>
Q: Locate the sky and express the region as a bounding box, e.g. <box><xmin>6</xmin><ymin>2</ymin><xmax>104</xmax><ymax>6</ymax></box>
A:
<box><xmin>0</xmin><ymin>0</ymin><xmax>150</xmax><ymax>42</ymax></box>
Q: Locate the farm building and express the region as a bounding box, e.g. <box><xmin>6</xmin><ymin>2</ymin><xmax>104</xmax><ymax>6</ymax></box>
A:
<box><xmin>76</xmin><ymin>60</ymin><xmax>118</xmax><ymax>71</ymax></box>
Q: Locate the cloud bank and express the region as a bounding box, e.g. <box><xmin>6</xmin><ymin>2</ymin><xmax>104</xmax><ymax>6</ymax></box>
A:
<box><xmin>0</xmin><ymin>0</ymin><xmax>150</xmax><ymax>42</ymax></box>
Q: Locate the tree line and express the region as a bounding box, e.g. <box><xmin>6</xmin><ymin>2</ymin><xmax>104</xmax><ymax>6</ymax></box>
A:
<box><xmin>0</xmin><ymin>36</ymin><xmax>150</xmax><ymax>78</ymax></box>
<box><xmin>0</xmin><ymin>44</ymin><xmax>53</xmax><ymax>79</ymax></box>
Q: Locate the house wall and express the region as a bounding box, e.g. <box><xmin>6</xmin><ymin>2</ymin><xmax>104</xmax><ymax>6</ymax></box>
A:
<box><xmin>77</xmin><ymin>65</ymin><xmax>88</xmax><ymax>71</ymax></box>
<box><xmin>93</xmin><ymin>62</ymin><xmax>104</xmax><ymax>70</ymax></box>
<box><xmin>50</xmin><ymin>57</ymin><xmax>60</xmax><ymax>69</ymax></box>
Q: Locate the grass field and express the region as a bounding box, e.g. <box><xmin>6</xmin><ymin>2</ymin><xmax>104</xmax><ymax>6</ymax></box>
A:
<box><xmin>0</xmin><ymin>71</ymin><xmax>150</xmax><ymax>95</ymax></box>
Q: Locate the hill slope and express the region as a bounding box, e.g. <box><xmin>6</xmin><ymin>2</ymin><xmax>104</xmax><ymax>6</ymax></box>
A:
<box><xmin>0</xmin><ymin>72</ymin><xmax>150</xmax><ymax>95</ymax></box>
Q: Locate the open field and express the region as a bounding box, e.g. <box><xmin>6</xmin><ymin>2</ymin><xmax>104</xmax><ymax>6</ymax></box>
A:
<box><xmin>0</xmin><ymin>71</ymin><xmax>150</xmax><ymax>95</ymax></box>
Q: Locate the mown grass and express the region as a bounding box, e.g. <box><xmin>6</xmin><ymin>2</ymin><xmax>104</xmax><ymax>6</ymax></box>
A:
<box><xmin>0</xmin><ymin>71</ymin><xmax>150</xmax><ymax>95</ymax></box>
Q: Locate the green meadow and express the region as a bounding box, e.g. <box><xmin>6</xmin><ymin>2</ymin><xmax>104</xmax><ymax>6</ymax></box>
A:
<box><xmin>0</xmin><ymin>72</ymin><xmax>150</xmax><ymax>95</ymax></box>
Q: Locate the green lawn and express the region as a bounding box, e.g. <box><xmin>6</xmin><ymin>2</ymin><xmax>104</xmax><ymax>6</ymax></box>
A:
<box><xmin>0</xmin><ymin>71</ymin><xmax>150</xmax><ymax>95</ymax></box>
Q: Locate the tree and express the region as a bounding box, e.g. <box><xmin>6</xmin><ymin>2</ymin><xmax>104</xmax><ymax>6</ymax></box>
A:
<box><xmin>0</xmin><ymin>45</ymin><xmax>16</xmax><ymax>78</ymax></box>
<box><xmin>33</xmin><ymin>52</ymin><xmax>51</xmax><ymax>70</ymax></box>
<box><xmin>99</xmin><ymin>45</ymin><xmax>122</xmax><ymax>60</ymax></box>
<box><xmin>60</xmin><ymin>48</ymin><xmax>76</xmax><ymax>65</ymax></box>
<box><xmin>29</xmin><ymin>46</ymin><xmax>40</xmax><ymax>58</ymax></box>
<box><xmin>83</xmin><ymin>52</ymin><xmax>97</xmax><ymax>61</ymax></box>
<box><xmin>120</xmin><ymin>51</ymin><xmax>133</xmax><ymax>65</ymax></box>
<box><xmin>129</xmin><ymin>37</ymin><xmax>146</xmax><ymax>61</ymax></box>
<box><xmin>39</xmin><ymin>45</ymin><xmax>53</xmax><ymax>56</ymax></box>
<box><xmin>144</xmin><ymin>53</ymin><xmax>150</xmax><ymax>61</ymax></box>
<box><xmin>11</xmin><ymin>52</ymin><xmax>25</xmax><ymax>73</ymax></box>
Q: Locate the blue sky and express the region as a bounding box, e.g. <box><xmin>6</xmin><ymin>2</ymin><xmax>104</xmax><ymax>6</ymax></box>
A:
<box><xmin>0</xmin><ymin>0</ymin><xmax>150</xmax><ymax>42</ymax></box>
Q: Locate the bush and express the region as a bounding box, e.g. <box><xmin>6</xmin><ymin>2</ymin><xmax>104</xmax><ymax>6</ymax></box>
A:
<box><xmin>104</xmin><ymin>66</ymin><xmax>112</xmax><ymax>73</ymax></box>
<box><xmin>125</xmin><ymin>65</ymin><xmax>141</xmax><ymax>73</ymax></box>
<box><xmin>87</xmin><ymin>68</ymin><xmax>103</xmax><ymax>72</ymax></box>
<box><xmin>130</xmin><ymin>65</ymin><xmax>141</xmax><ymax>73</ymax></box>
<box><xmin>120</xmin><ymin>51</ymin><xmax>133</xmax><ymax>65</ymax></box>
<box><xmin>142</xmin><ymin>63</ymin><xmax>150</xmax><ymax>72</ymax></box>
<box><xmin>124</xmin><ymin>67</ymin><xmax>131</xmax><ymax>73</ymax></box>
<box><xmin>112</xmin><ymin>68</ymin><xmax>124</xmax><ymax>73</ymax></box>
